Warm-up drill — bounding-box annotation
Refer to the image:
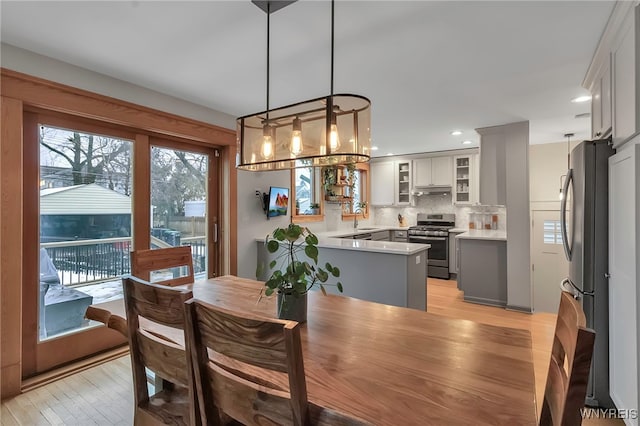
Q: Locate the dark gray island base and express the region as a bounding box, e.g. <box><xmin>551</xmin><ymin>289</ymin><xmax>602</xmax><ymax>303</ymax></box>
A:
<box><xmin>456</xmin><ymin>231</ymin><xmax>507</xmax><ymax>307</ymax></box>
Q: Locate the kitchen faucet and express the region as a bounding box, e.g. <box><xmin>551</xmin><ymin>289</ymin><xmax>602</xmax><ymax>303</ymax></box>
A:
<box><xmin>354</xmin><ymin>205</ymin><xmax>365</xmax><ymax>229</ymax></box>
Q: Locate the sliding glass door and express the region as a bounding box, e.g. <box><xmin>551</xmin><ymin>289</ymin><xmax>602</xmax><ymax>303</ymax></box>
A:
<box><xmin>22</xmin><ymin>114</ymin><xmax>221</xmax><ymax>377</ymax></box>
<box><xmin>149</xmin><ymin>143</ymin><xmax>218</xmax><ymax>280</ymax></box>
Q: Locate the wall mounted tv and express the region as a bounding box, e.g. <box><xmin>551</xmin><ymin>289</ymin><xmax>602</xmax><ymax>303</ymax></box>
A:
<box><xmin>266</xmin><ymin>186</ymin><xmax>289</xmax><ymax>218</ymax></box>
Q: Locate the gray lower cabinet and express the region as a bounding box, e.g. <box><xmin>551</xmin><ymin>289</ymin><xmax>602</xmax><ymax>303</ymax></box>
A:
<box><xmin>371</xmin><ymin>230</ymin><xmax>390</xmax><ymax>241</ymax></box>
<box><xmin>393</xmin><ymin>230</ymin><xmax>408</xmax><ymax>242</ymax></box>
<box><xmin>457</xmin><ymin>238</ymin><xmax>507</xmax><ymax>307</ymax></box>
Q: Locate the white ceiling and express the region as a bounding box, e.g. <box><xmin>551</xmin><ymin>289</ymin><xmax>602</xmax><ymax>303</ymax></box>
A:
<box><xmin>1</xmin><ymin>1</ymin><xmax>614</xmax><ymax>157</ymax></box>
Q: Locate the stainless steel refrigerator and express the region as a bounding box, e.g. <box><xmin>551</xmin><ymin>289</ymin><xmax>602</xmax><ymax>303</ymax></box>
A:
<box><xmin>560</xmin><ymin>138</ymin><xmax>615</xmax><ymax>408</ymax></box>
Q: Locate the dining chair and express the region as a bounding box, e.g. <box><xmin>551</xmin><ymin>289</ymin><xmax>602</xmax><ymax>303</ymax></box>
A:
<box><xmin>123</xmin><ymin>275</ymin><xmax>197</xmax><ymax>426</ymax></box>
<box><xmin>184</xmin><ymin>298</ymin><xmax>309</xmax><ymax>426</ymax></box>
<box><xmin>131</xmin><ymin>246</ymin><xmax>194</xmax><ymax>286</ymax></box>
<box><xmin>183</xmin><ymin>299</ymin><xmax>370</xmax><ymax>426</ymax></box>
<box><xmin>539</xmin><ymin>291</ymin><xmax>596</xmax><ymax>426</ymax></box>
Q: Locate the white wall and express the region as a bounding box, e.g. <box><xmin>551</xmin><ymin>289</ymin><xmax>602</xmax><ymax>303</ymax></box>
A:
<box><xmin>235</xmin><ymin>170</ymin><xmax>374</xmax><ymax>279</ymax></box>
<box><xmin>0</xmin><ymin>43</ymin><xmax>236</xmax><ymax>129</ymax></box>
<box><xmin>529</xmin><ymin>140</ymin><xmax>581</xmax><ymax>210</ymax></box>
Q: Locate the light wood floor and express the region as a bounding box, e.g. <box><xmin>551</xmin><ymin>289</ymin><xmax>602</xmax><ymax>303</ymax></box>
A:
<box><xmin>1</xmin><ymin>278</ymin><xmax>622</xmax><ymax>425</ymax></box>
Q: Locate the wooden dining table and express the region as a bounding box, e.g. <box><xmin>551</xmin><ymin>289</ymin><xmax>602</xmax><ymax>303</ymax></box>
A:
<box><xmin>87</xmin><ymin>275</ymin><xmax>537</xmax><ymax>425</ymax></box>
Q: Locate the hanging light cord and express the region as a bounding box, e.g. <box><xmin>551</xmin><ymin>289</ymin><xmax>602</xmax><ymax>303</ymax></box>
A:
<box><xmin>330</xmin><ymin>0</ymin><xmax>334</xmax><ymax>96</ymax></box>
<box><xmin>266</xmin><ymin>2</ymin><xmax>270</xmax><ymax>122</ymax></box>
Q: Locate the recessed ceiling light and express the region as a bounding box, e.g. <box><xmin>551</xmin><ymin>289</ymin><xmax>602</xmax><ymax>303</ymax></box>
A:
<box><xmin>371</xmin><ymin>146</ymin><xmax>379</xmax><ymax>151</ymax></box>
<box><xmin>571</xmin><ymin>95</ymin><xmax>592</xmax><ymax>103</ymax></box>
<box><xmin>462</xmin><ymin>140</ymin><xmax>473</xmax><ymax>145</ymax></box>
<box><xmin>450</xmin><ymin>130</ymin><xmax>463</xmax><ymax>136</ymax></box>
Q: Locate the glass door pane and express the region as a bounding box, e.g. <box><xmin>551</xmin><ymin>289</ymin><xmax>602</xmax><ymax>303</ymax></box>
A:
<box><xmin>150</xmin><ymin>146</ymin><xmax>208</xmax><ymax>281</ymax></box>
<box><xmin>39</xmin><ymin>125</ymin><xmax>133</xmax><ymax>340</ymax></box>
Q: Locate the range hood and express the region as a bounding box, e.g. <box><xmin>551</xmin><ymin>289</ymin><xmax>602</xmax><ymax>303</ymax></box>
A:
<box><xmin>411</xmin><ymin>185</ymin><xmax>451</xmax><ymax>196</ymax></box>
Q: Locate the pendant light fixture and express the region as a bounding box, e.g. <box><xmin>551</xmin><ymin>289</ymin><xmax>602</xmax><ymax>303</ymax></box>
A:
<box><xmin>236</xmin><ymin>0</ymin><xmax>371</xmax><ymax>171</ymax></box>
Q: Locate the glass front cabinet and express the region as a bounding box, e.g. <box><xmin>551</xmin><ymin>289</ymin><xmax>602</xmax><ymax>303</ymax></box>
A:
<box><xmin>396</xmin><ymin>161</ymin><xmax>412</xmax><ymax>205</ymax></box>
<box><xmin>453</xmin><ymin>154</ymin><xmax>477</xmax><ymax>205</ymax></box>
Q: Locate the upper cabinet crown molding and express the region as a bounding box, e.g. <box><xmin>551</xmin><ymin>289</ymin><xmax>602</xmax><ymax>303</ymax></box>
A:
<box><xmin>582</xmin><ymin>1</ymin><xmax>639</xmax><ymax>88</ymax></box>
<box><xmin>583</xmin><ymin>1</ymin><xmax>640</xmax><ymax>148</ymax></box>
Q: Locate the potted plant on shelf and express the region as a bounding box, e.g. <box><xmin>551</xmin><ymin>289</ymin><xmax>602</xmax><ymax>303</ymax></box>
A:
<box><xmin>258</xmin><ymin>223</ymin><xmax>343</xmax><ymax>322</ymax></box>
<box><xmin>309</xmin><ymin>203</ymin><xmax>320</xmax><ymax>215</ymax></box>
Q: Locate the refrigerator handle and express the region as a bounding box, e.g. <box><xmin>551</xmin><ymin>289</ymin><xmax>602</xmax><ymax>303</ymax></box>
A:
<box><xmin>560</xmin><ymin>168</ymin><xmax>573</xmax><ymax>261</ymax></box>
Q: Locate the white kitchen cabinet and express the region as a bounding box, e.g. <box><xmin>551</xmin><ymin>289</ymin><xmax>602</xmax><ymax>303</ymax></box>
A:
<box><xmin>584</xmin><ymin>2</ymin><xmax>639</xmax><ymax>149</ymax></box>
<box><xmin>612</xmin><ymin>6</ymin><xmax>638</xmax><ymax>147</ymax></box>
<box><xmin>453</xmin><ymin>154</ymin><xmax>477</xmax><ymax>205</ymax></box>
<box><xmin>413</xmin><ymin>156</ymin><xmax>452</xmax><ymax>187</ymax></box>
<box><xmin>589</xmin><ymin>59</ymin><xmax>612</xmax><ymax>140</ymax></box>
<box><xmin>608</xmin><ymin>142</ymin><xmax>639</xmax><ymax>424</ymax></box>
<box><xmin>396</xmin><ymin>161</ymin><xmax>412</xmax><ymax>205</ymax></box>
<box><xmin>370</xmin><ymin>161</ymin><xmax>395</xmax><ymax>206</ymax></box>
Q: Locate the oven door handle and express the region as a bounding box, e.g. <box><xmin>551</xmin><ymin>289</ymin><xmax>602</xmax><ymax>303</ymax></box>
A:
<box><xmin>410</xmin><ymin>236</ymin><xmax>447</xmax><ymax>241</ymax></box>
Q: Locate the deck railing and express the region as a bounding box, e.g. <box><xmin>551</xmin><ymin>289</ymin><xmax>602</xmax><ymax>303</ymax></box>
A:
<box><xmin>41</xmin><ymin>236</ymin><xmax>207</xmax><ymax>287</ymax></box>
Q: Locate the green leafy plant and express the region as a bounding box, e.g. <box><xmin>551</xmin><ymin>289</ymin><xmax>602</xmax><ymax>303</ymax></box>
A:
<box><xmin>322</xmin><ymin>167</ymin><xmax>337</xmax><ymax>196</ymax></box>
<box><xmin>258</xmin><ymin>223</ymin><xmax>343</xmax><ymax>297</ymax></box>
<box><xmin>310</xmin><ymin>202</ymin><xmax>320</xmax><ymax>209</ymax></box>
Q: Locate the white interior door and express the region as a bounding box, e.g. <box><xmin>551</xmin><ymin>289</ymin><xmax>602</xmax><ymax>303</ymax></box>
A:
<box><xmin>532</xmin><ymin>210</ymin><xmax>569</xmax><ymax>313</ymax></box>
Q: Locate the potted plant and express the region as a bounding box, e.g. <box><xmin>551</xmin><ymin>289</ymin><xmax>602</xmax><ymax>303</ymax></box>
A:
<box><xmin>322</xmin><ymin>167</ymin><xmax>338</xmax><ymax>200</ymax></box>
<box><xmin>295</xmin><ymin>200</ymin><xmax>300</xmax><ymax>215</ymax></box>
<box><xmin>258</xmin><ymin>223</ymin><xmax>343</xmax><ymax>322</ymax></box>
<box><xmin>309</xmin><ymin>202</ymin><xmax>320</xmax><ymax>215</ymax></box>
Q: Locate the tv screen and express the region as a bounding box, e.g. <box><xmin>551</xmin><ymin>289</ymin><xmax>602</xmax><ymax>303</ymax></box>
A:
<box><xmin>267</xmin><ymin>186</ymin><xmax>289</xmax><ymax>218</ymax></box>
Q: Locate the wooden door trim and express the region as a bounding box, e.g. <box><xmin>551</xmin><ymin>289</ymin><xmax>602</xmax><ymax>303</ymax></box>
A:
<box><xmin>0</xmin><ymin>68</ymin><xmax>238</xmax><ymax>397</ymax></box>
<box><xmin>1</xmin><ymin>68</ymin><xmax>236</xmax><ymax>146</ymax></box>
<box><xmin>1</xmin><ymin>96</ymin><xmax>24</xmax><ymax>398</ymax></box>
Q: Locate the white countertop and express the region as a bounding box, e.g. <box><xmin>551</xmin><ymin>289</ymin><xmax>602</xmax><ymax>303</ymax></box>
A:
<box><xmin>316</xmin><ymin>237</ymin><xmax>429</xmax><ymax>255</ymax></box>
<box><xmin>449</xmin><ymin>228</ymin><xmax>468</xmax><ymax>233</ymax></box>
<box><xmin>316</xmin><ymin>226</ymin><xmax>409</xmax><ymax>239</ymax></box>
<box><xmin>256</xmin><ymin>226</ymin><xmax>428</xmax><ymax>256</ymax></box>
<box><xmin>455</xmin><ymin>229</ymin><xmax>507</xmax><ymax>241</ymax></box>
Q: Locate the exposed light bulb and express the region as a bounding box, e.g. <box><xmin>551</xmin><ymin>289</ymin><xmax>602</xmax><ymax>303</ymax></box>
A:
<box><xmin>329</xmin><ymin>124</ymin><xmax>340</xmax><ymax>151</ymax></box>
<box><xmin>329</xmin><ymin>111</ymin><xmax>341</xmax><ymax>152</ymax></box>
<box><xmin>290</xmin><ymin>117</ymin><xmax>303</xmax><ymax>156</ymax></box>
<box><xmin>261</xmin><ymin>125</ymin><xmax>274</xmax><ymax>159</ymax></box>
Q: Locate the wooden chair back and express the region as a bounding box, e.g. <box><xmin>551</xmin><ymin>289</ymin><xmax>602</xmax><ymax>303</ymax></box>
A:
<box><xmin>540</xmin><ymin>291</ymin><xmax>596</xmax><ymax>426</ymax></box>
<box><xmin>184</xmin><ymin>298</ymin><xmax>309</xmax><ymax>426</ymax></box>
<box><xmin>123</xmin><ymin>275</ymin><xmax>195</xmax><ymax>425</ymax></box>
<box><xmin>131</xmin><ymin>246</ymin><xmax>194</xmax><ymax>287</ymax></box>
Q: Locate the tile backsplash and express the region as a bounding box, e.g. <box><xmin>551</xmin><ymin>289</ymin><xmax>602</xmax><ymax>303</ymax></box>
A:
<box><xmin>372</xmin><ymin>193</ymin><xmax>507</xmax><ymax>230</ymax></box>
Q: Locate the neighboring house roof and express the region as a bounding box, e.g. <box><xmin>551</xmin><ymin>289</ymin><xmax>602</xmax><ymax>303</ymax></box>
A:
<box><xmin>40</xmin><ymin>183</ymin><xmax>131</xmax><ymax>215</ymax></box>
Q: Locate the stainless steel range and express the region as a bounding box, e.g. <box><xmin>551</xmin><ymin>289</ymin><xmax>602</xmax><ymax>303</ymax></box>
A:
<box><xmin>408</xmin><ymin>213</ymin><xmax>456</xmax><ymax>279</ymax></box>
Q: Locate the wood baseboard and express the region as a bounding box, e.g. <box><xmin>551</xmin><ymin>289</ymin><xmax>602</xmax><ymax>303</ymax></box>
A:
<box><xmin>20</xmin><ymin>345</ymin><xmax>129</xmax><ymax>394</ymax></box>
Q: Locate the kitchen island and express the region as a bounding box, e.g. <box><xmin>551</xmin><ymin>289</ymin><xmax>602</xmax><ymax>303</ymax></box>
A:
<box><xmin>456</xmin><ymin>229</ymin><xmax>507</xmax><ymax>307</ymax></box>
<box><xmin>256</xmin><ymin>227</ymin><xmax>429</xmax><ymax>311</ymax></box>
